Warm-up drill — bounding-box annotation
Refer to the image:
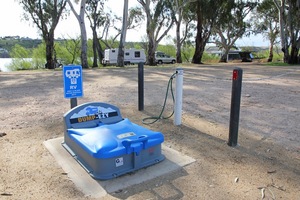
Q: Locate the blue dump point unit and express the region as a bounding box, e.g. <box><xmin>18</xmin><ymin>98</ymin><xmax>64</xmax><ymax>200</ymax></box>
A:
<box><xmin>62</xmin><ymin>102</ymin><xmax>165</xmax><ymax>180</ymax></box>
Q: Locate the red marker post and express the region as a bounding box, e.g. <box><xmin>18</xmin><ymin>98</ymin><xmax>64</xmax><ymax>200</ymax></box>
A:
<box><xmin>228</xmin><ymin>68</ymin><xmax>243</xmax><ymax>147</ymax></box>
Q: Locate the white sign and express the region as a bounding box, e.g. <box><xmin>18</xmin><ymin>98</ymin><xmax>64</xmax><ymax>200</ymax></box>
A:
<box><xmin>115</xmin><ymin>157</ymin><xmax>124</xmax><ymax>167</ymax></box>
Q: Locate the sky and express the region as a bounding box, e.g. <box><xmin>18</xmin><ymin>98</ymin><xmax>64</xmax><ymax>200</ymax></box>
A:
<box><xmin>0</xmin><ymin>1</ymin><xmax>269</xmax><ymax>47</ymax></box>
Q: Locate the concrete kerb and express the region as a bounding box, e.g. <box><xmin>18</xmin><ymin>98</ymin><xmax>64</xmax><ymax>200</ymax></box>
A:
<box><xmin>43</xmin><ymin>137</ymin><xmax>196</xmax><ymax>198</ymax></box>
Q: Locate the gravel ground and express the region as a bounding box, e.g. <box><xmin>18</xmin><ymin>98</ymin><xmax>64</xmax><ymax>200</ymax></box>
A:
<box><xmin>0</xmin><ymin>62</ymin><xmax>299</xmax><ymax>199</ymax></box>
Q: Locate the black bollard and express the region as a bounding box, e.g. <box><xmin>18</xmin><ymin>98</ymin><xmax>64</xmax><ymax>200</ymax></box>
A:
<box><xmin>70</xmin><ymin>98</ymin><xmax>77</xmax><ymax>109</ymax></box>
<box><xmin>138</xmin><ymin>62</ymin><xmax>144</xmax><ymax>111</ymax></box>
<box><xmin>228</xmin><ymin>68</ymin><xmax>243</xmax><ymax>147</ymax></box>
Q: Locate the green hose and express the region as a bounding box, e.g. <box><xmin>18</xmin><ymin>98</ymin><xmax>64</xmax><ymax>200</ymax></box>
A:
<box><xmin>142</xmin><ymin>72</ymin><xmax>177</xmax><ymax>124</ymax></box>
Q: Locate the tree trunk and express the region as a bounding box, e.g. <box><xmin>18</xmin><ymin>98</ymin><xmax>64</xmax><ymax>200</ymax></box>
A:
<box><xmin>192</xmin><ymin>37</ymin><xmax>205</xmax><ymax>64</ymax></box>
<box><xmin>192</xmin><ymin>18</ymin><xmax>203</xmax><ymax>64</ymax></box>
<box><xmin>219</xmin><ymin>47</ymin><xmax>230</xmax><ymax>62</ymax></box>
<box><xmin>117</xmin><ymin>0</ymin><xmax>129</xmax><ymax>67</ymax></box>
<box><xmin>287</xmin><ymin>0</ymin><xmax>299</xmax><ymax>64</ymax></box>
<box><xmin>92</xmin><ymin>30</ymin><xmax>98</xmax><ymax>68</ymax></box>
<box><xmin>176</xmin><ymin>20</ymin><xmax>183</xmax><ymax>63</ymax></box>
<box><xmin>148</xmin><ymin>37</ymin><xmax>156</xmax><ymax>66</ymax></box>
<box><xmin>219</xmin><ymin>54</ymin><xmax>228</xmax><ymax>63</ymax></box>
<box><xmin>146</xmin><ymin>14</ymin><xmax>157</xmax><ymax>66</ymax></box>
<box><xmin>267</xmin><ymin>44</ymin><xmax>274</xmax><ymax>62</ymax></box>
<box><xmin>96</xmin><ymin>39</ymin><xmax>104</xmax><ymax>64</ymax></box>
<box><xmin>45</xmin><ymin>33</ymin><xmax>55</xmax><ymax>69</ymax></box>
<box><xmin>289</xmin><ymin>45</ymin><xmax>299</xmax><ymax>64</ymax></box>
<box><xmin>192</xmin><ymin>2</ymin><xmax>206</xmax><ymax>64</ymax></box>
<box><xmin>80</xmin><ymin>1</ymin><xmax>88</xmax><ymax>68</ymax></box>
<box><xmin>80</xmin><ymin>25</ymin><xmax>88</xmax><ymax>68</ymax></box>
<box><xmin>139</xmin><ymin>0</ymin><xmax>173</xmax><ymax>66</ymax></box>
<box><xmin>275</xmin><ymin>0</ymin><xmax>289</xmax><ymax>63</ymax></box>
<box><xmin>67</xmin><ymin>0</ymin><xmax>88</xmax><ymax>68</ymax></box>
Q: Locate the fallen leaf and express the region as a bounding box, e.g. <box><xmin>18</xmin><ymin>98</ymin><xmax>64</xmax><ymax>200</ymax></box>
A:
<box><xmin>0</xmin><ymin>133</ymin><xmax>7</xmax><ymax>137</ymax></box>
<box><xmin>1</xmin><ymin>193</ymin><xmax>13</xmax><ymax>196</ymax></box>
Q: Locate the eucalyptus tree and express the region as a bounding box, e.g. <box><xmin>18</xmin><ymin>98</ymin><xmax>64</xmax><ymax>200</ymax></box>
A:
<box><xmin>191</xmin><ymin>0</ymin><xmax>225</xmax><ymax>64</ymax></box>
<box><xmin>273</xmin><ymin>0</ymin><xmax>300</xmax><ymax>63</ymax></box>
<box><xmin>96</xmin><ymin>7</ymin><xmax>144</xmax><ymax>50</ymax></box>
<box><xmin>173</xmin><ymin>0</ymin><xmax>195</xmax><ymax>63</ymax></box>
<box><xmin>213</xmin><ymin>0</ymin><xmax>257</xmax><ymax>62</ymax></box>
<box><xmin>18</xmin><ymin>0</ymin><xmax>68</xmax><ymax>69</ymax></box>
<box><xmin>117</xmin><ymin>1</ymin><xmax>145</xmax><ymax>67</ymax></box>
<box><xmin>117</xmin><ymin>0</ymin><xmax>129</xmax><ymax>67</ymax></box>
<box><xmin>86</xmin><ymin>0</ymin><xmax>106</xmax><ymax>67</ymax></box>
<box><xmin>98</xmin><ymin>13</ymin><xmax>120</xmax><ymax>48</ymax></box>
<box><xmin>138</xmin><ymin>0</ymin><xmax>175</xmax><ymax>65</ymax></box>
<box><xmin>57</xmin><ymin>36</ymin><xmax>81</xmax><ymax>64</ymax></box>
<box><xmin>252</xmin><ymin>0</ymin><xmax>279</xmax><ymax>62</ymax></box>
<box><xmin>287</xmin><ymin>0</ymin><xmax>300</xmax><ymax>64</ymax></box>
<box><xmin>66</xmin><ymin>0</ymin><xmax>89</xmax><ymax>68</ymax></box>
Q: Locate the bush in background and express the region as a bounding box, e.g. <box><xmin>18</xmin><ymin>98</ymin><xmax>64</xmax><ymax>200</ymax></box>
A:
<box><xmin>7</xmin><ymin>44</ymin><xmax>34</xmax><ymax>70</ymax></box>
<box><xmin>32</xmin><ymin>42</ymin><xmax>46</xmax><ymax>69</ymax></box>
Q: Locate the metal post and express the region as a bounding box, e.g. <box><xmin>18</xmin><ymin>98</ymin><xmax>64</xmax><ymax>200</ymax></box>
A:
<box><xmin>228</xmin><ymin>68</ymin><xmax>243</xmax><ymax>147</ymax></box>
<box><xmin>174</xmin><ymin>68</ymin><xmax>183</xmax><ymax>125</ymax></box>
<box><xmin>70</xmin><ymin>98</ymin><xmax>77</xmax><ymax>109</ymax></box>
<box><xmin>138</xmin><ymin>62</ymin><xmax>144</xmax><ymax>111</ymax></box>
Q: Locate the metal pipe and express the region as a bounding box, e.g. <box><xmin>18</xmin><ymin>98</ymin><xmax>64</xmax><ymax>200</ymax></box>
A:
<box><xmin>174</xmin><ymin>68</ymin><xmax>183</xmax><ymax>125</ymax></box>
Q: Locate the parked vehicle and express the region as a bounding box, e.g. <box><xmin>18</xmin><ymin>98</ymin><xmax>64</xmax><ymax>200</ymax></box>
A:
<box><xmin>239</xmin><ymin>51</ymin><xmax>253</xmax><ymax>62</ymax></box>
<box><xmin>102</xmin><ymin>48</ymin><xmax>146</xmax><ymax>66</ymax></box>
<box><xmin>155</xmin><ymin>51</ymin><xmax>176</xmax><ymax>64</ymax></box>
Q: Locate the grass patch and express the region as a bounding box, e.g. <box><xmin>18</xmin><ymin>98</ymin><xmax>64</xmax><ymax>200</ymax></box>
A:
<box><xmin>263</xmin><ymin>62</ymin><xmax>296</xmax><ymax>67</ymax></box>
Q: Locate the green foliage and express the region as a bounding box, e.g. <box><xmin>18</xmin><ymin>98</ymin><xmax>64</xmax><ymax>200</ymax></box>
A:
<box><xmin>132</xmin><ymin>43</ymin><xmax>143</xmax><ymax>49</ymax></box>
<box><xmin>264</xmin><ymin>62</ymin><xmax>290</xmax><ymax>66</ymax></box>
<box><xmin>157</xmin><ymin>44</ymin><xmax>176</xmax><ymax>57</ymax></box>
<box><xmin>87</xmin><ymin>39</ymin><xmax>94</xmax><ymax>58</ymax></box>
<box><xmin>10</xmin><ymin>44</ymin><xmax>30</xmax><ymax>58</ymax></box>
<box><xmin>32</xmin><ymin>42</ymin><xmax>46</xmax><ymax>69</ymax></box>
<box><xmin>86</xmin><ymin>39</ymin><xmax>97</xmax><ymax>67</ymax></box>
<box><xmin>259</xmin><ymin>48</ymin><xmax>284</xmax><ymax>62</ymax></box>
<box><xmin>181</xmin><ymin>42</ymin><xmax>195</xmax><ymax>62</ymax></box>
<box><xmin>55</xmin><ymin>42</ymin><xmax>73</xmax><ymax>65</ymax></box>
<box><xmin>7</xmin><ymin>44</ymin><xmax>35</xmax><ymax>71</ymax></box>
<box><xmin>0</xmin><ymin>38</ymin><xmax>42</xmax><ymax>53</ymax></box>
<box><xmin>201</xmin><ymin>52</ymin><xmax>220</xmax><ymax>63</ymax></box>
<box><xmin>7</xmin><ymin>58</ymin><xmax>33</xmax><ymax>71</ymax></box>
<box><xmin>55</xmin><ymin>39</ymin><xmax>81</xmax><ymax>65</ymax></box>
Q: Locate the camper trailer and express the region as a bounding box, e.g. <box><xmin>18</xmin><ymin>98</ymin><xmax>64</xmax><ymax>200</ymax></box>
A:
<box><xmin>102</xmin><ymin>48</ymin><xmax>146</xmax><ymax>66</ymax></box>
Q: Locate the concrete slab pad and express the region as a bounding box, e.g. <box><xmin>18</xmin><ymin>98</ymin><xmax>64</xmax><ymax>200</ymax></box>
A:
<box><xmin>43</xmin><ymin>137</ymin><xmax>195</xmax><ymax>198</ymax></box>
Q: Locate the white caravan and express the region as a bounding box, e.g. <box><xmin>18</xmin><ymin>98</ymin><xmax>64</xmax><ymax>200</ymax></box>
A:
<box><xmin>102</xmin><ymin>48</ymin><xmax>146</xmax><ymax>66</ymax></box>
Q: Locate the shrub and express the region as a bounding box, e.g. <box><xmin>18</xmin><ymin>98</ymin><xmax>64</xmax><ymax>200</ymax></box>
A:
<box><xmin>32</xmin><ymin>42</ymin><xmax>46</xmax><ymax>69</ymax></box>
<box><xmin>8</xmin><ymin>44</ymin><xmax>35</xmax><ymax>70</ymax></box>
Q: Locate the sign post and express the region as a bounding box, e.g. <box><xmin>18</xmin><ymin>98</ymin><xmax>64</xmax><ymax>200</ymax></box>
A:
<box><xmin>228</xmin><ymin>68</ymin><xmax>243</xmax><ymax>147</ymax></box>
<box><xmin>63</xmin><ymin>65</ymin><xmax>83</xmax><ymax>108</ymax></box>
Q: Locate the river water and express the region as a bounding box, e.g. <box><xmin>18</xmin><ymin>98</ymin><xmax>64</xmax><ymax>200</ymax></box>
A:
<box><xmin>0</xmin><ymin>58</ymin><xmax>12</xmax><ymax>72</ymax></box>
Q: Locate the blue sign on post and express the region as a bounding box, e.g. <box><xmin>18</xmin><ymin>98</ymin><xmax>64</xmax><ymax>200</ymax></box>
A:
<box><xmin>63</xmin><ymin>65</ymin><xmax>83</xmax><ymax>98</ymax></box>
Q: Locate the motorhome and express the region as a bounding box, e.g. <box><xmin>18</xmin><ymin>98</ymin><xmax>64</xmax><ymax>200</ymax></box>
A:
<box><xmin>102</xmin><ymin>48</ymin><xmax>146</xmax><ymax>66</ymax></box>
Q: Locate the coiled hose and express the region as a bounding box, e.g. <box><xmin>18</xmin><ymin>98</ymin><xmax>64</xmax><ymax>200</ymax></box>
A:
<box><xmin>142</xmin><ymin>72</ymin><xmax>177</xmax><ymax>124</ymax></box>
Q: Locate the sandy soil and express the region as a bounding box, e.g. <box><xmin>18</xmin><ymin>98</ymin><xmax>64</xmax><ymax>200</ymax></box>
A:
<box><xmin>0</xmin><ymin>63</ymin><xmax>299</xmax><ymax>199</ymax></box>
